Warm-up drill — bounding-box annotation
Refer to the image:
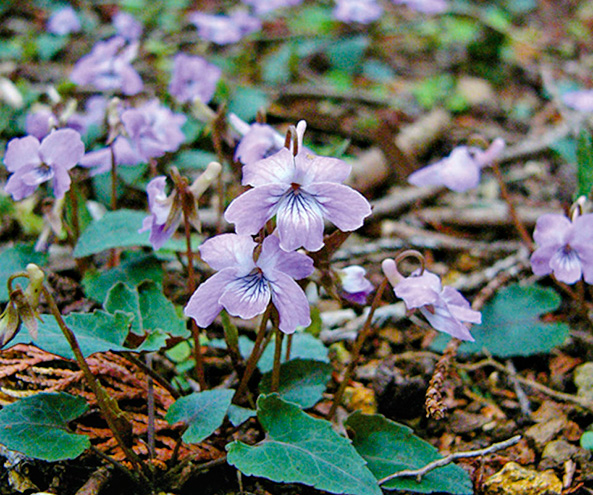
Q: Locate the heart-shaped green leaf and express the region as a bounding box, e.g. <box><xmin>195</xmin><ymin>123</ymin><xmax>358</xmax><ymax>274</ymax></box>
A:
<box><xmin>0</xmin><ymin>393</ymin><xmax>89</xmax><ymax>462</ymax></box>
<box><xmin>346</xmin><ymin>412</ymin><xmax>473</xmax><ymax>494</ymax></box>
<box><xmin>259</xmin><ymin>359</ymin><xmax>332</xmax><ymax>409</ymax></box>
<box><xmin>227</xmin><ymin>394</ymin><xmax>381</xmax><ymax>495</ymax></box>
<box><xmin>432</xmin><ymin>283</ymin><xmax>569</xmax><ymax>357</ymax></box>
<box><xmin>166</xmin><ymin>389</ymin><xmax>234</xmax><ymax>444</ymax></box>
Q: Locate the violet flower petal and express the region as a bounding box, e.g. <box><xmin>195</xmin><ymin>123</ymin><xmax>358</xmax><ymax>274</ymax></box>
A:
<box><xmin>199</xmin><ymin>234</ymin><xmax>257</xmax><ymax>274</ymax></box>
<box><xmin>224</xmin><ymin>184</ymin><xmax>285</xmax><ymax>235</ymax></box>
<box><xmin>269</xmin><ymin>270</ymin><xmax>312</xmax><ymax>334</ymax></box>
<box><xmin>307</xmin><ymin>182</ymin><xmax>371</xmax><ymax>232</ymax></box>
<box><xmin>242</xmin><ymin>147</ymin><xmax>295</xmax><ymax>187</ymax></box>
<box><xmin>276</xmin><ymin>190</ymin><xmax>325</xmax><ymax>252</ymax></box>
<box><xmin>4</xmin><ymin>136</ymin><xmax>42</xmax><ymax>172</ymax></box>
<box><xmin>218</xmin><ymin>273</ymin><xmax>272</xmax><ymax>320</ymax></box>
<box><xmin>257</xmin><ymin>235</ymin><xmax>314</xmax><ymax>280</ymax></box>
<box><xmin>184</xmin><ymin>269</ymin><xmax>236</xmax><ymax>327</ymax></box>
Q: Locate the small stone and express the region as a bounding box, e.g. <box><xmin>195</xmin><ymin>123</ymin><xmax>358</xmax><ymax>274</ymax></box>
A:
<box><xmin>539</xmin><ymin>440</ymin><xmax>591</xmax><ymax>469</ymax></box>
<box><xmin>524</xmin><ymin>418</ymin><xmax>565</xmax><ymax>450</ymax></box>
<box><xmin>449</xmin><ymin>410</ymin><xmax>490</xmax><ymax>434</ymax></box>
<box><xmin>575</xmin><ymin>363</ymin><xmax>593</xmax><ymax>401</ymax></box>
<box><xmin>343</xmin><ymin>386</ymin><xmax>377</xmax><ymax>415</ymax></box>
<box><xmin>483</xmin><ymin>462</ymin><xmax>562</xmax><ymax>495</ymax></box>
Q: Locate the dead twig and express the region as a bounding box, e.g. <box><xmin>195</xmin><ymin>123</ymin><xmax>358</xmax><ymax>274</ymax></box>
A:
<box><xmin>378</xmin><ymin>435</ymin><xmax>521</xmax><ymax>485</ymax></box>
<box><xmin>460</xmin><ymin>358</ymin><xmax>593</xmax><ymax>414</ymax></box>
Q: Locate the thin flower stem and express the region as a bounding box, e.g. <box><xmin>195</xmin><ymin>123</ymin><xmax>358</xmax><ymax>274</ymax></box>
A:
<box><xmin>491</xmin><ymin>163</ymin><xmax>534</xmax><ymax>250</ymax></box>
<box><xmin>234</xmin><ymin>306</ymin><xmax>271</xmax><ymax>403</ymax></box>
<box><xmin>285</xmin><ymin>333</ymin><xmax>293</xmax><ymax>362</ymax></box>
<box><xmin>181</xmin><ymin>197</ymin><xmax>207</xmax><ymax>391</ymax></box>
<box><xmin>109</xmin><ymin>143</ymin><xmax>117</xmax><ymax>211</ymax></box>
<box><xmin>271</xmin><ymin>327</ymin><xmax>284</xmax><ymax>392</ymax></box>
<box><xmin>119</xmin><ymin>351</ymin><xmax>180</xmax><ymax>399</ymax></box>
<box><xmin>146</xmin><ymin>353</ymin><xmax>156</xmax><ymax>463</ymax></box>
<box><xmin>327</xmin><ymin>277</ymin><xmax>389</xmax><ymax>420</ymax></box>
<box><xmin>67</xmin><ymin>184</ymin><xmax>80</xmax><ymax>245</ymax></box>
<box><xmin>41</xmin><ymin>285</ymin><xmax>151</xmax><ymax>484</ymax></box>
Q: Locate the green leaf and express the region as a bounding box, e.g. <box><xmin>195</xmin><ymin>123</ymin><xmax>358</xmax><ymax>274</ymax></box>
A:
<box><xmin>82</xmin><ymin>253</ymin><xmax>164</xmax><ymax>303</ymax></box>
<box><xmin>0</xmin><ymin>243</ymin><xmax>47</xmax><ymax>302</ymax></box>
<box><xmin>104</xmin><ymin>281</ymin><xmax>188</xmax><ymax>338</ymax></box>
<box><xmin>73</xmin><ymin>210</ymin><xmax>149</xmax><ymax>257</ymax></box>
<box><xmin>259</xmin><ymin>359</ymin><xmax>332</xmax><ymax>409</ymax></box>
<box><xmin>227</xmin><ymin>395</ymin><xmax>381</xmax><ymax>495</ymax></box>
<box><xmin>73</xmin><ymin>209</ymin><xmax>196</xmax><ymax>257</ymax></box>
<box><xmin>0</xmin><ymin>393</ymin><xmax>89</xmax><ymax>462</ymax></box>
<box><xmin>165</xmin><ymin>389</ymin><xmax>234</xmax><ymax>443</ymax></box>
<box><xmin>345</xmin><ymin>412</ymin><xmax>473</xmax><ymax>494</ymax></box>
<box><xmin>326</xmin><ymin>36</ymin><xmax>369</xmax><ymax>74</ymax></box>
<box><xmin>227</xmin><ymin>86</ymin><xmax>269</xmax><ymax>122</ymax></box>
<box><xmin>258</xmin><ymin>333</ymin><xmax>329</xmax><ymax>373</ymax></box>
<box><xmin>8</xmin><ymin>311</ymin><xmax>132</xmax><ymax>359</ymax></box>
<box><xmin>577</xmin><ymin>129</ymin><xmax>593</xmax><ymax>199</ymax></box>
<box><xmin>432</xmin><ymin>283</ymin><xmax>569</xmax><ymax>358</ymax></box>
<box><xmin>228</xmin><ymin>405</ymin><xmax>256</xmax><ymax>427</ymax></box>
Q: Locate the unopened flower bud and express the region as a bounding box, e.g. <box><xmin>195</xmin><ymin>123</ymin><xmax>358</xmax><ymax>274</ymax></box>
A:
<box><xmin>0</xmin><ymin>301</ymin><xmax>20</xmax><ymax>347</ymax></box>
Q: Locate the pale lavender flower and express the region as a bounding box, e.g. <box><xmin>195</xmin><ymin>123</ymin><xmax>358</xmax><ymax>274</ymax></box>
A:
<box><xmin>169</xmin><ymin>53</ymin><xmax>221</xmax><ymax>104</ymax></box>
<box><xmin>225</xmin><ymin>121</ymin><xmax>372</xmax><ymax>252</ymax></box>
<box><xmin>139</xmin><ymin>162</ymin><xmax>221</xmax><ymax>250</ymax></box>
<box><xmin>121</xmin><ymin>100</ymin><xmax>186</xmax><ymax>161</ymax></box>
<box><xmin>188</xmin><ymin>11</ymin><xmax>261</xmax><ymax>45</ymax></box>
<box><xmin>392</xmin><ymin>0</ymin><xmax>448</xmax><ymax>14</ymax></box>
<box><xmin>70</xmin><ymin>36</ymin><xmax>143</xmax><ymax>95</ymax></box>
<box><xmin>4</xmin><ymin>129</ymin><xmax>84</xmax><ymax>200</ymax></box>
<box><xmin>243</xmin><ymin>0</ymin><xmax>303</xmax><ymax>15</ymax></box>
<box><xmin>138</xmin><ymin>176</ymin><xmax>180</xmax><ymax>250</ymax></box>
<box><xmin>382</xmin><ymin>259</ymin><xmax>479</xmax><ymax>341</ymax></box>
<box><xmin>333</xmin><ymin>0</ymin><xmax>383</xmax><ymax>24</ymax></box>
<box><xmin>562</xmin><ymin>90</ymin><xmax>593</xmax><ymax>112</ymax></box>
<box><xmin>79</xmin><ymin>136</ymin><xmax>143</xmax><ymax>175</ymax></box>
<box><xmin>185</xmin><ymin>234</ymin><xmax>313</xmax><ymax>333</ymax></box>
<box><xmin>408</xmin><ymin>138</ymin><xmax>505</xmax><ymax>192</ymax></box>
<box><xmin>113</xmin><ymin>12</ymin><xmax>143</xmax><ymax>41</ymax></box>
<box><xmin>530</xmin><ymin>213</ymin><xmax>593</xmax><ymax>284</ymax></box>
<box><xmin>47</xmin><ymin>7</ymin><xmax>81</xmax><ymax>36</ymax></box>
<box><xmin>338</xmin><ymin>265</ymin><xmax>373</xmax><ymax>304</ymax></box>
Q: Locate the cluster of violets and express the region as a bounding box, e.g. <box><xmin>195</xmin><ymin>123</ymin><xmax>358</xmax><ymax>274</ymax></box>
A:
<box><xmin>5</xmin><ymin>0</ymin><xmax>591</xmax><ymax>348</ymax></box>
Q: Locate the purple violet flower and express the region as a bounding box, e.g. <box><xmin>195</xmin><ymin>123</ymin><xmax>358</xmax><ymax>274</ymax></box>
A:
<box><xmin>70</xmin><ymin>36</ymin><xmax>143</xmax><ymax>95</ymax></box>
<box><xmin>79</xmin><ymin>136</ymin><xmax>143</xmax><ymax>176</ymax></box>
<box><xmin>47</xmin><ymin>7</ymin><xmax>81</xmax><ymax>36</ymax></box>
<box><xmin>113</xmin><ymin>12</ymin><xmax>143</xmax><ymax>41</ymax></box>
<box><xmin>121</xmin><ymin>100</ymin><xmax>186</xmax><ymax>161</ymax></box>
<box><xmin>333</xmin><ymin>0</ymin><xmax>383</xmax><ymax>24</ymax></box>
<box><xmin>242</xmin><ymin>0</ymin><xmax>303</xmax><ymax>15</ymax></box>
<box><xmin>4</xmin><ymin>129</ymin><xmax>85</xmax><ymax>201</ymax></box>
<box><xmin>382</xmin><ymin>259</ymin><xmax>480</xmax><ymax>341</ymax></box>
<box><xmin>338</xmin><ymin>265</ymin><xmax>374</xmax><ymax>304</ymax></box>
<box><xmin>224</xmin><ymin>121</ymin><xmax>372</xmax><ymax>252</ymax></box>
<box><xmin>408</xmin><ymin>138</ymin><xmax>505</xmax><ymax>192</ymax></box>
<box><xmin>562</xmin><ymin>90</ymin><xmax>593</xmax><ymax>112</ymax></box>
<box><xmin>530</xmin><ymin>213</ymin><xmax>593</xmax><ymax>284</ymax></box>
<box><xmin>185</xmin><ymin>234</ymin><xmax>314</xmax><ymax>333</ymax></box>
<box><xmin>139</xmin><ymin>162</ymin><xmax>221</xmax><ymax>250</ymax></box>
<box><xmin>391</xmin><ymin>0</ymin><xmax>448</xmax><ymax>14</ymax></box>
<box><xmin>169</xmin><ymin>53</ymin><xmax>221</xmax><ymax>104</ymax></box>
<box><xmin>229</xmin><ymin>113</ymin><xmax>295</xmax><ymax>166</ymax></box>
<box><xmin>138</xmin><ymin>176</ymin><xmax>181</xmax><ymax>250</ymax></box>
<box><xmin>188</xmin><ymin>11</ymin><xmax>261</xmax><ymax>45</ymax></box>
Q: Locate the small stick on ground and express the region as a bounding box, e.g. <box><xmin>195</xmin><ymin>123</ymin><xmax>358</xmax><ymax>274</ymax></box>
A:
<box><xmin>378</xmin><ymin>435</ymin><xmax>521</xmax><ymax>485</ymax></box>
